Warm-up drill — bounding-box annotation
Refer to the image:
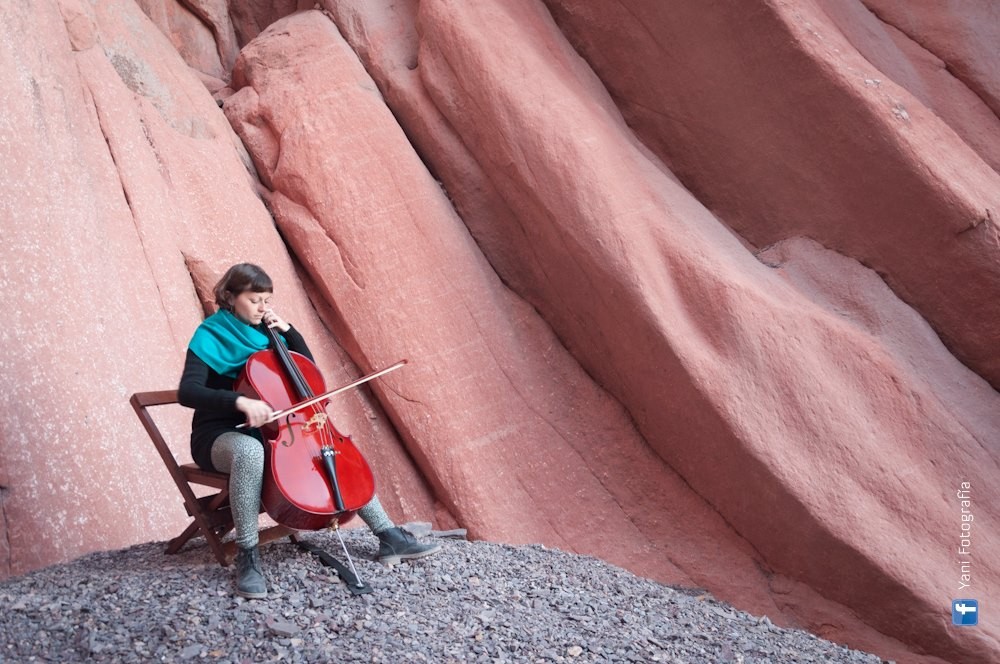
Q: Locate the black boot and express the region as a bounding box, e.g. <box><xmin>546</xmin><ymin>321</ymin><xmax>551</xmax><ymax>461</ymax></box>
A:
<box><xmin>376</xmin><ymin>527</ymin><xmax>442</xmax><ymax>567</ymax></box>
<box><xmin>234</xmin><ymin>545</ymin><xmax>267</xmax><ymax>599</ymax></box>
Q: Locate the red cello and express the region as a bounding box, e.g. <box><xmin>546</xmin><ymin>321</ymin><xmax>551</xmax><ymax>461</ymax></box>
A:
<box><xmin>234</xmin><ymin>322</ymin><xmax>375</xmax><ymax>531</ymax></box>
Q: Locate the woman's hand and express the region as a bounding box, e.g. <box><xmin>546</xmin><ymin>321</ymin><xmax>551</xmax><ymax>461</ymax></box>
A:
<box><xmin>235</xmin><ymin>396</ymin><xmax>274</xmax><ymax>428</ymax></box>
<box><xmin>262</xmin><ymin>309</ymin><xmax>291</xmax><ymax>333</ymax></box>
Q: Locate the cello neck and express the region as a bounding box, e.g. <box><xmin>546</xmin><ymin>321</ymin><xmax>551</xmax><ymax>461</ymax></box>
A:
<box><xmin>263</xmin><ymin>323</ymin><xmax>314</xmax><ymax>400</ymax></box>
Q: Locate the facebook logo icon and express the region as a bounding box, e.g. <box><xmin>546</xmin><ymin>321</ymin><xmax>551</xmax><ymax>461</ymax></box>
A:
<box><xmin>952</xmin><ymin>599</ymin><xmax>979</xmax><ymax>626</ymax></box>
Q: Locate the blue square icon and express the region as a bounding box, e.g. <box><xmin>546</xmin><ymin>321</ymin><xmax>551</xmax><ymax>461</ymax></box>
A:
<box><xmin>952</xmin><ymin>599</ymin><xmax>979</xmax><ymax>626</ymax></box>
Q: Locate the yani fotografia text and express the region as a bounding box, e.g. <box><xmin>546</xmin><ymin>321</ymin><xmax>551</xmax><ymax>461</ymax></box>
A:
<box><xmin>958</xmin><ymin>482</ymin><xmax>973</xmax><ymax>591</ymax></box>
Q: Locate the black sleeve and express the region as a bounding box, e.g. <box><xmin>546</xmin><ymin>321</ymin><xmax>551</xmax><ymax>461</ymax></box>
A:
<box><xmin>177</xmin><ymin>349</ymin><xmax>241</xmax><ymax>413</ymax></box>
<box><xmin>283</xmin><ymin>325</ymin><xmax>314</xmax><ymax>362</ymax></box>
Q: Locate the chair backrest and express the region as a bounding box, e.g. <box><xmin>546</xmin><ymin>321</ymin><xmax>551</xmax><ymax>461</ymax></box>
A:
<box><xmin>130</xmin><ymin>390</ymin><xmax>186</xmax><ymax>479</ymax></box>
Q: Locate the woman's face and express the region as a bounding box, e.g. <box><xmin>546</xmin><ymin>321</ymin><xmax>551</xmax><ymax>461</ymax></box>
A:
<box><xmin>230</xmin><ymin>290</ymin><xmax>273</xmax><ymax>326</ymax></box>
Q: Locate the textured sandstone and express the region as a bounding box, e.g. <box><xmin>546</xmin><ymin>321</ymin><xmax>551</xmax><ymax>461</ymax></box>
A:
<box><xmin>541</xmin><ymin>0</ymin><xmax>1000</xmax><ymax>390</ymax></box>
<box><xmin>133</xmin><ymin>0</ymin><xmax>239</xmax><ymax>80</ymax></box>
<box><xmin>2</xmin><ymin>1</ymin><xmax>999</xmax><ymax>663</ymax></box>
<box><xmin>0</xmin><ymin>0</ymin><xmax>434</xmax><ymax>577</ymax></box>
<box><xmin>223</xmin><ymin>10</ymin><xmax>783</xmax><ymax>613</ymax></box>
<box><xmin>405</xmin><ymin>0</ymin><xmax>998</xmax><ymax>660</ymax></box>
<box><xmin>132</xmin><ymin>0</ymin><xmax>311</xmax><ymax>81</ymax></box>
<box><xmin>817</xmin><ymin>0</ymin><xmax>1000</xmax><ymax>171</ymax></box>
<box><xmin>860</xmin><ymin>0</ymin><xmax>1000</xmax><ymax>117</ymax></box>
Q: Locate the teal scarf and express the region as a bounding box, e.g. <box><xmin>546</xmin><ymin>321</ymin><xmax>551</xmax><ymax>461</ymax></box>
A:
<box><xmin>188</xmin><ymin>310</ymin><xmax>285</xmax><ymax>378</ymax></box>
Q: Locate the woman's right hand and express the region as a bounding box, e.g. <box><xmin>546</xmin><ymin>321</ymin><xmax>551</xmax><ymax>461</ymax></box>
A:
<box><xmin>235</xmin><ymin>396</ymin><xmax>274</xmax><ymax>428</ymax></box>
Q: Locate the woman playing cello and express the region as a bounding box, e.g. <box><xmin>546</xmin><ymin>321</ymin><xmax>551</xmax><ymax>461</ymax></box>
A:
<box><xmin>178</xmin><ymin>263</ymin><xmax>440</xmax><ymax>599</ymax></box>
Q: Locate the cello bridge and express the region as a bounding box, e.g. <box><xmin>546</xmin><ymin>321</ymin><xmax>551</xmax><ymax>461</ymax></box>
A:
<box><xmin>302</xmin><ymin>412</ymin><xmax>328</xmax><ymax>434</ymax></box>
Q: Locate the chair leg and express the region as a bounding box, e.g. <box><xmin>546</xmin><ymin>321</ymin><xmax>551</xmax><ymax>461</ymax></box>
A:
<box><xmin>166</xmin><ymin>487</ymin><xmax>235</xmax><ymax>565</ymax></box>
<box><xmin>165</xmin><ymin>521</ymin><xmax>202</xmax><ymax>555</ymax></box>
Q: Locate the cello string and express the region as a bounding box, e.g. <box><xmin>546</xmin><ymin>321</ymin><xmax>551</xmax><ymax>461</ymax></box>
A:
<box><xmin>263</xmin><ymin>317</ymin><xmax>344</xmax><ymax>513</ymax></box>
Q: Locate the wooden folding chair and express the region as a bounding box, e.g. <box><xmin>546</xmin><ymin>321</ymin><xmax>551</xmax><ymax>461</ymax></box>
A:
<box><xmin>130</xmin><ymin>390</ymin><xmax>293</xmax><ymax>566</ymax></box>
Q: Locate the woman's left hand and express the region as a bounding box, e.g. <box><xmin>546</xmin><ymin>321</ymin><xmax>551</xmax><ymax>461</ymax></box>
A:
<box><xmin>263</xmin><ymin>309</ymin><xmax>291</xmax><ymax>333</ymax></box>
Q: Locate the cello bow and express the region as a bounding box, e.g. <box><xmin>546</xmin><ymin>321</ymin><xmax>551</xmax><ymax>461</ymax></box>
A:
<box><xmin>236</xmin><ymin>359</ymin><xmax>407</xmax><ymax>429</ymax></box>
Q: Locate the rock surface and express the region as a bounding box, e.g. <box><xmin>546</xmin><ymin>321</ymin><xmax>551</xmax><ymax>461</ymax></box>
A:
<box><xmin>222</xmin><ymin>10</ymin><xmax>772</xmax><ymax>616</ymax></box>
<box><xmin>0</xmin><ymin>0</ymin><xmax>436</xmax><ymax>578</ymax></box>
<box><xmin>1</xmin><ymin>1</ymin><xmax>998</xmax><ymax>663</ymax></box>
<box><xmin>540</xmin><ymin>0</ymin><xmax>1000</xmax><ymax>389</ymax></box>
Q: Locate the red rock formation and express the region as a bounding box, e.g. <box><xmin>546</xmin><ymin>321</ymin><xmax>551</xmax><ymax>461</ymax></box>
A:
<box><xmin>2</xmin><ymin>1</ymin><xmax>999</xmax><ymax>663</ymax></box>
<box><xmin>860</xmin><ymin>0</ymin><xmax>1000</xmax><ymax>118</ymax></box>
<box><xmin>818</xmin><ymin>0</ymin><xmax>1000</xmax><ymax>172</ymax></box>
<box><xmin>133</xmin><ymin>0</ymin><xmax>311</xmax><ymax>82</ymax></box>
<box><xmin>0</xmin><ymin>0</ymin><xmax>433</xmax><ymax>576</ymax></box>
<box><xmin>538</xmin><ymin>0</ymin><xmax>1000</xmax><ymax>389</ymax></box>
<box><xmin>222</xmin><ymin>9</ymin><xmax>777</xmax><ymax>612</ymax></box>
<box><xmin>132</xmin><ymin>0</ymin><xmax>239</xmax><ymax>80</ymax></box>
<box><xmin>317</xmin><ymin>1</ymin><xmax>1000</xmax><ymax>660</ymax></box>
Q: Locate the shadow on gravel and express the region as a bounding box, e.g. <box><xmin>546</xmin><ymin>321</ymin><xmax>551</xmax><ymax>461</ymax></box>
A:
<box><xmin>0</xmin><ymin>529</ymin><xmax>882</xmax><ymax>663</ymax></box>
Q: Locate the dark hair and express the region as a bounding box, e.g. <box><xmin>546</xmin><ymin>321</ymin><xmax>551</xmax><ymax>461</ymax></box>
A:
<box><xmin>213</xmin><ymin>263</ymin><xmax>273</xmax><ymax>311</ymax></box>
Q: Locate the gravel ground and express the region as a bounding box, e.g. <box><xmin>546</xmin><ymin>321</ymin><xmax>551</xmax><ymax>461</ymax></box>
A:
<box><xmin>0</xmin><ymin>527</ymin><xmax>885</xmax><ymax>663</ymax></box>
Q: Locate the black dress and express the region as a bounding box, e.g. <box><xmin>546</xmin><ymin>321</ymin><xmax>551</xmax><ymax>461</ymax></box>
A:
<box><xmin>177</xmin><ymin>325</ymin><xmax>312</xmax><ymax>471</ymax></box>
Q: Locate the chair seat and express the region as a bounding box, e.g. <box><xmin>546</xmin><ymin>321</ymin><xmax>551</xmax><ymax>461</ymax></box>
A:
<box><xmin>180</xmin><ymin>463</ymin><xmax>228</xmax><ymax>490</ymax></box>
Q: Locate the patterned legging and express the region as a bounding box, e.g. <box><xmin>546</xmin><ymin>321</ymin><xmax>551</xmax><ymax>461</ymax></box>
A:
<box><xmin>211</xmin><ymin>432</ymin><xmax>394</xmax><ymax>549</ymax></box>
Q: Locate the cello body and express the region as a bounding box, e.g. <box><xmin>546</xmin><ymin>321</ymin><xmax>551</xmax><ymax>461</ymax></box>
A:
<box><xmin>235</xmin><ymin>347</ymin><xmax>375</xmax><ymax>531</ymax></box>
